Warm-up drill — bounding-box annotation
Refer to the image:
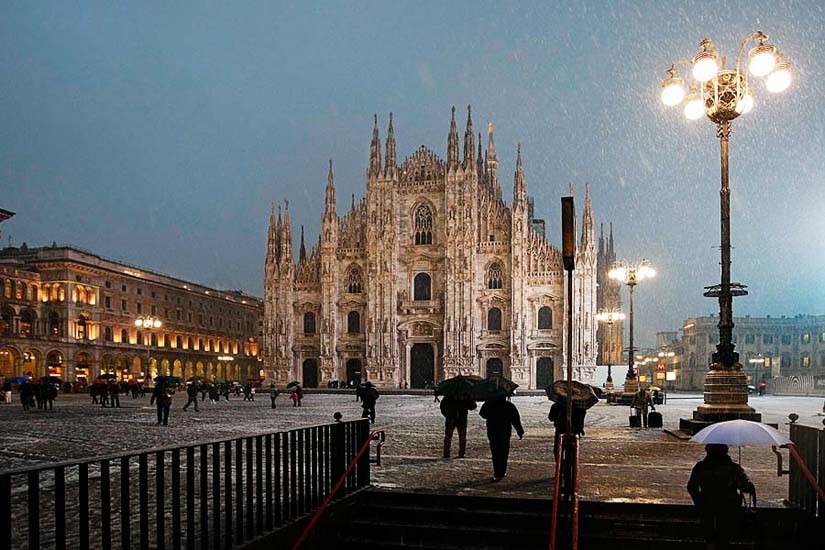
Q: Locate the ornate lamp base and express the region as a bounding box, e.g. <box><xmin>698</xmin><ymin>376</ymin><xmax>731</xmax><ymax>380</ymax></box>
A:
<box><xmin>680</xmin><ymin>364</ymin><xmax>761</xmax><ymax>434</ymax></box>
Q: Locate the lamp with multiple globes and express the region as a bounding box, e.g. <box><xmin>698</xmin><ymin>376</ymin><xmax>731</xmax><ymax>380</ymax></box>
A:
<box><xmin>134</xmin><ymin>316</ymin><xmax>162</xmax><ymax>380</ymax></box>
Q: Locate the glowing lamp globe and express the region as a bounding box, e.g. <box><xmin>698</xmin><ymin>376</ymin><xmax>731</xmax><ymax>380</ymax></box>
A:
<box><xmin>638</xmin><ymin>265</ymin><xmax>656</xmax><ymax>280</ymax></box>
<box><xmin>748</xmin><ymin>44</ymin><xmax>777</xmax><ymax>77</ymax></box>
<box><xmin>735</xmin><ymin>93</ymin><xmax>754</xmax><ymax>115</ymax></box>
<box><xmin>692</xmin><ymin>53</ymin><xmax>718</xmax><ymax>83</ymax></box>
<box><xmin>608</xmin><ymin>266</ymin><xmax>627</xmax><ymax>282</ymax></box>
<box><xmin>134</xmin><ymin>319</ymin><xmax>143</xmax><ymax>327</ymax></box>
<box><xmin>684</xmin><ymin>94</ymin><xmax>705</xmax><ymax>120</ymax></box>
<box><xmin>660</xmin><ymin>77</ymin><xmax>685</xmax><ymax>106</ymax></box>
<box><xmin>766</xmin><ymin>62</ymin><xmax>791</xmax><ymax>93</ymax></box>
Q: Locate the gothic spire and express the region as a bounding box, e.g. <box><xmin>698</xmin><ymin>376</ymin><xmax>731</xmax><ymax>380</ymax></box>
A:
<box><xmin>599</xmin><ymin>222</ymin><xmax>605</xmax><ymax>256</ymax></box>
<box><xmin>486</xmin><ymin>122</ymin><xmax>500</xmax><ymax>198</ymax></box>
<box><xmin>463</xmin><ymin>104</ymin><xmax>475</xmax><ymax>168</ymax></box>
<box><xmin>281</xmin><ymin>200</ymin><xmax>293</xmax><ymax>264</ymax></box>
<box><xmin>368</xmin><ymin>114</ymin><xmax>381</xmax><ymax>178</ymax></box>
<box><xmin>580</xmin><ymin>182</ymin><xmax>594</xmax><ymax>249</ymax></box>
<box><xmin>299</xmin><ymin>225</ymin><xmax>306</xmax><ymax>262</ymax></box>
<box><xmin>324</xmin><ymin>159</ymin><xmax>336</xmax><ymax>219</ymax></box>
<box><xmin>609</xmin><ymin>222</ymin><xmax>615</xmax><ymax>257</ymax></box>
<box><xmin>476</xmin><ymin>132</ymin><xmax>484</xmax><ymax>182</ymax></box>
<box><xmin>513</xmin><ymin>142</ymin><xmax>526</xmax><ymax>203</ymax></box>
<box><xmin>447</xmin><ymin>106</ymin><xmax>459</xmax><ymax>168</ymax></box>
<box><xmin>384</xmin><ymin>112</ymin><xmax>396</xmax><ymax>176</ymax></box>
<box><xmin>266</xmin><ymin>201</ymin><xmax>278</xmax><ymax>265</ymax></box>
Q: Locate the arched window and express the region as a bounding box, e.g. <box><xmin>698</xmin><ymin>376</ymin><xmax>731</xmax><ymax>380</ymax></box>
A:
<box><xmin>20</xmin><ymin>309</ymin><xmax>35</xmax><ymax>335</ymax></box>
<box><xmin>487</xmin><ymin>262</ymin><xmax>503</xmax><ymax>289</ymax></box>
<box><xmin>347</xmin><ymin>267</ymin><xmax>363</xmax><ymax>294</ymax></box>
<box><xmin>414</xmin><ymin>203</ymin><xmax>433</xmax><ymax>245</ymax></box>
<box><xmin>48</xmin><ymin>311</ymin><xmax>61</xmax><ymax>336</ymax></box>
<box><xmin>15</xmin><ymin>281</ymin><xmax>24</xmax><ymax>300</ymax></box>
<box><xmin>87</xmin><ymin>287</ymin><xmax>96</xmax><ymax>305</ymax></box>
<box><xmin>3</xmin><ymin>279</ymin><xmax>11</xmax><ymax>299</ymax></box>
<box><xmin>488</xmin><ymin>307</ymin><xmax>502</xmax><ymax>332</ymax></box>
<box><xmin>121</xmin><ymin>328</ymin><xmax>129</xmax><ymax>343</ymax></box>
<box><xmin>0</xmin><ymin>306</ymin><xmax>13</xmax><ymax>335</ymax></box>
<box><xmin>198</xmin><ymin>338</ymin><xmax>204</xmax><ymax>351</ymax></box>
<box><xmin>538</xmin><ymin>306</ymin><xmax>553</xmax><ymax>330</ymax></box>
<box><xmin>413</xmin><ymin>273</ymin><xmax>431</xmax><ymax>301</ymax></box>
<box><xmin>136</xmin><ymin>331</ymin><xmax>143</xmax><ymax>345</ymax></box>
<box><xmin>188</xmin><ymin>337</ymin><xmax>194</xmax><ymax>350</ymax></box>
<box><xmin>104</xmin><ymin>326</ymin><xmax>113</xmax><ymax>341</ymax></box>
<box><xmin>50</xmin><ymin>284</ymin><xmax>59</xmax><ymax>302</ymax></box>
<box><xmin>176</xmin><ymin>336</ymin><xmax>183</xmax><ymax>348</ymax></box>
<box><xmin>77</xmin><ymin>286</ymin><xmax>86</xmax><ymax>304</ymax></box>
<box><xmin>347</xmin><ymin>311</ymin><xmax>360</xmax><ymax>334</ymax></box>
<box><xmin>303</xmin><ymin>312</ymin><xmax>316</xmax><ymax>335</ymax></box>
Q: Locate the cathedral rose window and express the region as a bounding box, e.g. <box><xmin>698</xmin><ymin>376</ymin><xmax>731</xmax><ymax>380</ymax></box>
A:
<box><xmin>414</xmin><ymin>203</ymin><xmax>433</xmax><ymax>245</ymax></box>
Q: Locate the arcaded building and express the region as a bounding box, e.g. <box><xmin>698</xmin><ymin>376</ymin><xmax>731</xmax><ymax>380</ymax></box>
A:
<box><xmin>0</xmin><ymin>244</ymin><xmax>263</xmax><ymax>383</ymax></box>
<box><xmin>264</xmin><ymin>107</ymin><xmax>599</xmax><ymax>389</ymax></box>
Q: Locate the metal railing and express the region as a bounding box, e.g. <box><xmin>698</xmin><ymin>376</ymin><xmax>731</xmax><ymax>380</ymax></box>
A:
<box><xmin>549</xmin><ymin>433</ymin><xmax>579</xmax><ymax>550</ymax></box>
<box><xmin>0</xmin><ymin>419</ymin><xmax>371</xmax><ymax>550</ymax></box>
<box><xmin>787</xmin><ymin>423</ymin><xmax>825</xmax><ymax>517</ymax></box>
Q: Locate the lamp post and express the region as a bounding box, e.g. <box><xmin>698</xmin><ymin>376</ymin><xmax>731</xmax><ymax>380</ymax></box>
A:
<box><xmin>595</xmin><ymin>309</ymin><xmax>626</xmax><ymax>390</ymax></box>
<box><xmin>660</xmin><ymin>32</ymin><xmax>790</xmax><ymax>430</ymax></box>
<box><xmin>748</xmin><ymin>355</ymin><xmax>765</xmax><ymax>387</ymax></box>
<box><xmin>609</xmin><ymin>260</ymin><xmax>655</xmax><ymax>397</ymax></box>
<box><xmin>134</xmin><ymin>316</ymin><xmax>162</xmax><ymax>381</ymax></box>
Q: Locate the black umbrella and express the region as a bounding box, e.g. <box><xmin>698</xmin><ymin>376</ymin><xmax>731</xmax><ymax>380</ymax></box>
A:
<box><xmin>467</xmin><ymin>376</ymin><xmax>519</xmax><ymax>401</ymax></box>
<box><xmin>435</xmin><ymin>375</ymin><xmax>484</xmax><ymax>400</ymax></box>
<box><xmin>545</xmin><ymin>380</ymin><xmax>599</xmax><ymax>410</ymax></box>
<box><xmin>286</xmin><ymin>380</ymin><xmax>302</xmax><ymax>390</ymax></box>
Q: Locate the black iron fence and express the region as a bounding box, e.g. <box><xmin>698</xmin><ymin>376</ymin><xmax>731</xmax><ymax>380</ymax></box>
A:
<box><xmin>789</xmin><ymin>423</ymin><xmax>824</xmax><ymax>517</ymax></box>
<box><xmin>0</xmin><ymin>419</ymin><xmax>371</xmax><ymax>550</ymax></box>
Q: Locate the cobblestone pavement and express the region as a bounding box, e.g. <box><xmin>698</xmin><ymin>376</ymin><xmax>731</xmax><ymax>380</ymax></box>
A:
<box><xmin>0</xmin><ymin>392</ymin><xmax>822</xmax><ymax>505</ymax></box>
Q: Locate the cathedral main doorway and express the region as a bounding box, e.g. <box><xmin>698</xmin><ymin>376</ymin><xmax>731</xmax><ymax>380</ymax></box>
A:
<box><xmin>302</xmin><ymin>359</ymin><xmax>319</xmax><ymax>388</ymax></box>
<box><xmin>345</xmin><ymin>358</ymin><xmax>362</xmax><ymax>387</ymax></box>
<box><xmin>486</xmin><ymin>358</ymin><xmax>504</xmax><ymax>378</ymax></box>
<box><xmin>410</xmin><ymin>343</ymin><xmax>434</xmax><ymax>389</ymax></box>
<box><xmin>536</xmin><ymin>357</ymin><xmax>554</xmax><ymax>389</ymax></box>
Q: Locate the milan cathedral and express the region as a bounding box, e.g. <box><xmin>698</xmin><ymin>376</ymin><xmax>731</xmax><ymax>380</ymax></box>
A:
<box><xmin>264</xmin><ymin>107</ymin><xmax>599</xmax><ymax>389</ymax></box>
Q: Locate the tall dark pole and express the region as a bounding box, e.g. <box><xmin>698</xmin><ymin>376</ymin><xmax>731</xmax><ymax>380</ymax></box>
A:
<box><xmin>606</xmin><ymin>321</ymin><xmax>613</xmax><ymax>384</ymax></box>
<box><xmin>626</xmin><ymin>285</ymin><xmax>635</xmax><ymax>381</ymax></box>
<box><xmin>566</xmin><ymin>270</ymin><xmax>574</xmax><ymax>434</ymax></box>
<box><xmin>714</xmin><ymin>120</ymin><xmax>736</xmax><ymax>369</ymax></box>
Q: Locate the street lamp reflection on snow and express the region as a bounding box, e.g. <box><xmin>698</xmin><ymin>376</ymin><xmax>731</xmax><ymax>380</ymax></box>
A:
<box><xmin>609</xmin><ymin>260</ymin><xmax>655</xmax><ymax>394</ymax></box>
<box><xmin>596</xmin><ymin>309</ymin><xmax>626</xmax><ymax>388</ymax></box>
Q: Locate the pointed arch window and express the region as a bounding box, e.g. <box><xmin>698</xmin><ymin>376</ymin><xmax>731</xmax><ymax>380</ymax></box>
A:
<box><xmin>414</xmin><ymin>204</ymin><xmax>433</xmax><ymax>245</ymax></box>
<box><xmin>538</xmin><ymin>306</ymin><xmax>552</xmax><ymax>330</ymax></box>
<box><xmin>121</xmin><ymin>328</ymin><xmax>129</xmax><ymax>343</ymax></box>
<box><xmin>487</xmin><ymin>307</ymin><xmax>502</xmax><ymax>332</ymax></box>
<box><xmin>487</xmin><ymin>262</ymin><xmax>503</xmax><ymax>289</ymax></box>
<box><xmin>49</xmin><ymin>311</ymin><xmax>61</xmax><ymax>336</ymax></box>
<box><xmin>347</xmin><ymin>267</ymin><xmax>363</xmax><ymax>294</ymax></box>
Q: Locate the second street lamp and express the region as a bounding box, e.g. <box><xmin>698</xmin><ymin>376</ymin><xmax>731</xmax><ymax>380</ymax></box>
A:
<box><xmin>660</xmin><ymin>31</ymin><xmax>790</xmax><ymax>431</ymax></box>
<box><xmin>595</xmin><ymin>309</ymin><xmax>626</xmax><ymax>391</ymax></box>
<box><xmin>609</xmin><ymin>260</ymin><xmax>655</xmax><ymax>398</ymax></box>
<box><xmin>134</xmin><ymin>316</ymin><xmax>162</xmax><ymax>381</ymax></box>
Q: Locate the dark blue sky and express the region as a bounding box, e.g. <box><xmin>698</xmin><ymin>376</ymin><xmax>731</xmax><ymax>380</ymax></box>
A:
<box><xmin>2</xmin><ymin>2</ymin><xmax>823</xmax><ymax>346</ymax></box>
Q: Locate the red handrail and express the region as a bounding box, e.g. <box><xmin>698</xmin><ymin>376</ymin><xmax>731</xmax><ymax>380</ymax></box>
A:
<box><xmin>291</xmin><ymin>429</ymin><xmax>384</xmax><ymax>550</ymax></box>
<box><xmin>785</xmin><ymin>443</ymin><xmax>825</xmax><ymax>504</ymax></box>
<box><xmin>549</xmin><ymin>434</ymin><xmax>579</xmax><ymax>550</ymax></box>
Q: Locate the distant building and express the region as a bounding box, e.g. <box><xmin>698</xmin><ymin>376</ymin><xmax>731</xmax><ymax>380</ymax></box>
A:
<box><xmin>665</xmin><ymin>314</ymin><xmax>825</xmax><ymax>391</ymax></box>
<box><xmin>264</xmin><ymin>108</ymin><xmax>599</xmax><ymax>389</ymax></box>
<box><xmin>596</xmin><ymin>223</ymin><xmax>623</xmax><ymax>367</ymax></box>
<box><xmin>0</xmin><ymin>244</ymin><xmax>263</xmax><ymax>383</ymax></box>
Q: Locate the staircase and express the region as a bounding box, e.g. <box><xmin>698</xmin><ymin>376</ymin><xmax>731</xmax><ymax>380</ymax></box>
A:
<box><xmin>336</xmin><ymin>489</ymin><xmax>808</xmax><ymax>550</ymax></box>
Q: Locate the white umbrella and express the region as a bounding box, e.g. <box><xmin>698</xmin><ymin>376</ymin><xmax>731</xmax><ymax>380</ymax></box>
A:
<box><xmin>690</xmin><ymin>419</ymin><xmax>791</xmax><ymax>447</ymax></box>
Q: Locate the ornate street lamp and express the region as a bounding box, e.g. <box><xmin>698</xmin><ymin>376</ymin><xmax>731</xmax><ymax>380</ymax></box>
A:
<box><xmin>135</xmin><ymin>316</ymin><xmax>162</xmax><ymax>380</ymax></box>
<box><xmin>608</xmin><ymin>260</ymin><xmax>655</xmax><ymax>396</ymax></box>
<box><xmin>660</xmin><ymin>32</ymin><xmax>790</xmax><ymax>430</ymax></box>
<box><xmin>595</xmin><ymin>309</ymin><xmax>626</xmax><ymax>390</ymax></box>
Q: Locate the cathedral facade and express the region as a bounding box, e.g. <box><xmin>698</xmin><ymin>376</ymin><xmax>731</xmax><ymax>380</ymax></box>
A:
<box><xmin>264</xmin><ymin>107</ymin><xmax>598</xmax><ymax>389</ymax></box>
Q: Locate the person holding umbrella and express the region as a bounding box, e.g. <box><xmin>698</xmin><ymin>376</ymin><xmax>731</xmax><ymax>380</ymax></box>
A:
<box><xmin>183</xmin><ymin>380</ymin><xmax>199</xmax><ymax>412</ymax></box>
<box><xmin>440</xmin><ymin>395</ymin><xmax>476</xmax><ymax>459</ymax></box>
<box><xmin>688</xmin><ymin>444</ymin><xmax>756</xmax><ymax>549</ymax></box>
<box><xmin>478</xmin><ymin>395</ymin><xmax>524</xmax><ymax>482</ymax></box>
<box><xmin>151</xmin><ymin>378</ymin><xmax>174</xmax><ymax>426</ymax></box>
<box><xmin>359</xmin><ymin>381</ymin><xmax>379</xmax><ymax>424</ymax></box>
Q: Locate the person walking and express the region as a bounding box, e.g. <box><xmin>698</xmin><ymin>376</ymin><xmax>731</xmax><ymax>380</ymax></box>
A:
<box><xmin>290</xmin><ymin>387</ymin><xmax>303</xmax><ymax>407</ymax></box>
<box><xmin>631</xmin><ymin>387</ymin><xmax>655</xmax><ymax>428</ymax></box>
<box><xmin>20</xmin><ymin>382</ymin><xmax>33</xmax><ymax>411</ymax></box>
<box><xmin>360</xmin><ymin>382</ymin><xmax>379</xmax><ymax>424</ymax></box>
<box><xmin>269</xmin><ymin>383</ymin><xmax>279</xmax><ymax>409</ymax></box>
<box><xmin>440</xmin><ymin>395</ymin><xmax>476</xmax><ymax>459</ymax></box>
<box><xmin>548</xmin><ymin>398</ymin><xmax>586</xmax><ymax>459</ymax></box>
<box><xmin>478</xmin><ymin>396</ymin><xmax>524</xmax><ymax>482</ymax></box>
<box><xmin>183</xmin><ymin>381</ymin><xmax>199</xmax><ymax>411</ymax></box>
<box><xmin>3</xmin><ymin>378</ymin><xmax>11</xmax><ymax>404</ymax></box>
<box><xmin>688</xmin><ymin>444</ymin><xmax>756</xmax><ymax>549</ymax></box>
<box><xmin>108</xmin><ymin>380</ymin><xmax>121</xmax><ymax>408</ymax></box>
<box><xmin>208</xmin><ymin>384</ymin><xmax>220</xmax><ymax>404</ymax></box>
<box><xmin>151</xmin><ymin>381</ymin><xmax>174</xmax><ymax>426</ymax></box>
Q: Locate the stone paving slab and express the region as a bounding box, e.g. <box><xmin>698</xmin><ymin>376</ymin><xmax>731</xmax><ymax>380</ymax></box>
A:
<box><xmin>0</xmin><ymin>392</ymin><xmax>822</xmax><ymax>506</ymax></box>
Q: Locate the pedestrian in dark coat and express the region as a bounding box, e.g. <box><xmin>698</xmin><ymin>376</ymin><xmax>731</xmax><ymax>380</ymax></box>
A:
<box><xmin>440</xmin><ymin>396</ymin><xmax>477</xmax><ymax>458</ymax></box>
<box><xmin>360</xmin><ymin>383</ymin><xmax>379</xmax><ymax>423</ymax></box>
<box><xmin>688</xmin><ymin>444</ymin><xmax>755</xmax><ymax>549</ymax></box>
<box><xmin>478</xmin><ymin>396</ymin><xmax>524</xmax><ymax>481</ymax></box>
<box><xmin>150</xmin><ymin>382</ymin><xmax>174</xmax><ymax>426</ymax></box>
<box><xmin>269</xmin><ymin>384</ymin><xmax>279</xmax><ymax>409</ymax></box>
<box><xmin>108</xmin><ymin>381</ymin><xmax>121</xmax><ymax>408</ymax></box>
<box><xmin>183</xmin><ymin>382</ymin><xmax>199</xmax><ymax>411</ymax></box>
<box><xmin>20</xmin><ymin>382</ymin><xmax>33</xmax><ymax>411</ymax></box>
<box><xmin>548</xmin><ymin>399</ymin><xmax>586</xmax><ymax>459</ymax></box>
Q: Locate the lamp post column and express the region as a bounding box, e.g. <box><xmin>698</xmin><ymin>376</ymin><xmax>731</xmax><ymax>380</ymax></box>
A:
<box><xmin>715</xmin><ymin>120</ymin><xmax>736</xmax><ymax>368</ymax></box>
<box><xmin>624</xmin><ymin>284</ymin><xmax>638</xmax><ymax>395</ymax></box>
<box><xmin>606</xmin><ymin>320</ymin><xmax>613</xmax><ymax>385</ymax></box>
